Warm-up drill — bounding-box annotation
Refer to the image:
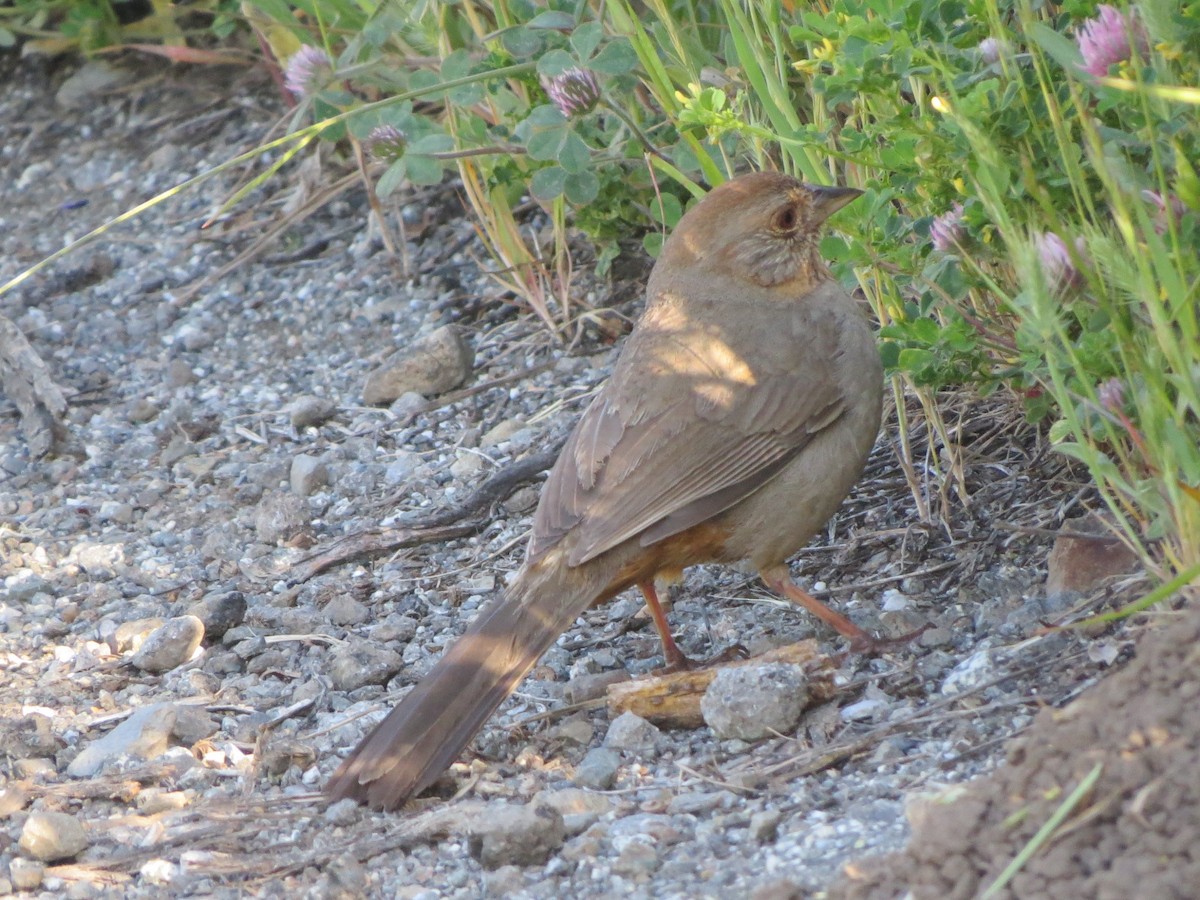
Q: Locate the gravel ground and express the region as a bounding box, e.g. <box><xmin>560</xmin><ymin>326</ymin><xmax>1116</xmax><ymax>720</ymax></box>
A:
<box><xmin>0</xmin><ymin>54</ymin><xmax>1169</xmax><ymax>899</ymax></box>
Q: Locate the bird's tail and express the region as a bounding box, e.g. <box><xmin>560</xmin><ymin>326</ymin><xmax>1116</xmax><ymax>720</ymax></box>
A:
<box><xmin>325</xmin><ymin>549</ymin><xmax>611</xmax><ymax>810</ymax></box>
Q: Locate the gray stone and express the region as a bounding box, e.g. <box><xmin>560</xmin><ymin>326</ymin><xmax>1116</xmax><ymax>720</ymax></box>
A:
<box><xmin>468</xmin><ymin>802</ymin><xmax>565</xmax><ymax>869</ymax></box>
<box><xmin>701</xmin><ymin>663</ymin><xmax>810</xmax><ymax>741</ymax></box>
<box><xmin>9</xmin><ymin>857</ymin><xmax>44</xmax><ymax>890</ymax></box>
<box><xmin>18</xmin><ymin>811</ymin><xmax>88</xmax><ymax>861</ymax></box>
<box><xmin>323</xmin><ymin>595</ymin><xmax>371</xmax><ymax>626</ymax></box>
<box><xmin>287</xmin><ymin>395</ymin><xmax>337</xmax><ymax>429</ymax></box>
<box><xmin>187</xmin><ymin>591</ymin><xmax>246</xmax><ymax>640</ymax></box>
<box><xmin>573</xmin><ymin>748</ymin><xmax>624</xmax><ymax>787</ymax></box>
<box><xmin>603</xmin><ymin>711</ymin><xmax>661</xmax><ymax>753</ymax></box>
<box><xmin>130</xmin><ymin>616</ymin><xmax>205</xmax><ymax>673</ymax></box>
<box><xmin>328</xmin><ymin>642</ymin><xmax>404</xmax><ymax>692</ymax></box>
<box><xmin>67</xmin><ymin>703</ymin><xmax>177</xmax><ymax>777</ymax></box>
<box><xmin>362</xmin><ymin>325</ymin><xmax>473</xmax><ymax>405</ymax></box>
<box><xmin>254</xmin><ymin>491</ymin><xmax>309</xmax><ymax>544</ymax></box>
<box><xmin>290</xmin><ymin>454</ymin><xmax>329</xmax><ymax>496</ymax></box>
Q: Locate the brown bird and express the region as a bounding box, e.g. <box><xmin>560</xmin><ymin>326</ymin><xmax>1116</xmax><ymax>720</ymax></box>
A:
<box><xmin>326</xmin><ymin>171</ymin><xmax>884</xmax><ymax>810</ymax></box>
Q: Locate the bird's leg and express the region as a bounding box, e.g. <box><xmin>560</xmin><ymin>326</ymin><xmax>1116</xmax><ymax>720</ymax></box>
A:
<box><xmin>638</xmin><ymin>581</ymin><xmax>692</xmax><ymax>670</ymax></box>
<box><xmin>638</xmin><ymin>582</ymin><xmax>748</xmax><ymax>671</ymax></box>
<box><xmin>760</xmin><ymin>565</ymin><xmax>922</xmax><ymax>654</ymax></box>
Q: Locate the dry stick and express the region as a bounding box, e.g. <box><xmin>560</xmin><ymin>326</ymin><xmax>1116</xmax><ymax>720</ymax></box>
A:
<box><xmin>285</xmin><ymin>442</ymin><xmax>563</xmax><ymax>584</ymax></box>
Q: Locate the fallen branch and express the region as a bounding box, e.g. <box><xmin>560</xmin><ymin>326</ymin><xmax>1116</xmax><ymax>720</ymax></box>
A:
<box><xmin>286</xmin><ymin>444</ymin><xmax>562</xmax><ymax>584</ymax></box>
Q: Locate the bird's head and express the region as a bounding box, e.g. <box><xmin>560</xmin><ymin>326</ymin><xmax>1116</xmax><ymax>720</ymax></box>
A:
<box><xmin>660</xmin><ymin>172</ymin><xmax>862</xmax><ymax>288</ymax></box>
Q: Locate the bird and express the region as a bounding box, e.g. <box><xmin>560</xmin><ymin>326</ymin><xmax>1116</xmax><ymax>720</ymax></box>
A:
<box><xmin>326</xmin><ymin>171</ymin><xmax>885</xmax><ymax>811</ymax></box>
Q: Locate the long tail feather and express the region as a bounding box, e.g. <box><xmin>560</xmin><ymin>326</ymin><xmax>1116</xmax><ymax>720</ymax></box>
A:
<box><xmin>325</xmin><ymin>551</ymin><xmax>608</xmax><ymax>810</ymax></box>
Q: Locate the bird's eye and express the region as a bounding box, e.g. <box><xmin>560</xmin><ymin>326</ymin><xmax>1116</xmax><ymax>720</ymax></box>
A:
<box><xmin>772</xmin><ymin>206</ymin><xmax>799</xmax><ymax>233</ymax></box>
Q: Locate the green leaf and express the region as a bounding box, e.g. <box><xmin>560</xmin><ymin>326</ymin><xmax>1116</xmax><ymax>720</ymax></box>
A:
<box><xmin>571</xmin><ymin>21</ymin><xmax>604</xmax><ymax>60</ymax></box>
<box><xmin>501</xmin><ymin>25</ymin><xmax>544</xmax><ymax>59</ymax></box>
<box><xmin>404</xmin><ymin>154</ymin><xmax>445</xmax><ymax>186</ymax></box>
<box><xmin>528</xmin><ymin>123</ymin><xmax>591</xmax><ymax>171</ymax></box>
<box><xmin>530</xmin><ymin>166</ymin><xmax>567</xmax><ymax>201</ymax></box>
<box><xmin>564</xmin><ymin>171</ymin><xmax>600</xmax><ymax>205</ymax></box>
<box><xmin>376</xmin><ymin>159</ymin><xmax>408</xmax><ymax>198</ymax></box>
<box><xmin>589</xmin><ymin>38</ymin><xmax>637</xmax><ymax>75</ymax></box>
<box><xmin>536</xmin><ymin>49</ymin><xmax>575</xmax><ymax>77</ymax></box>
<box><xmin>527</xmin><ymin>10</ymin><xmax>575</xmax><ymax>31</ymax></box>
<box><xmin>650</xmin><ymin>192</ymin><xmax>682</xmax><ymax>226</ymax></box>
<box><xmin>643</xmin><ymin>232</ymin><xmax>665</xmax><ymax>257</ymax></box>
<box><xmin>1027</xmin><ymin>22</ymin><xmax>1084</xmax><ymax>74</ymax></box>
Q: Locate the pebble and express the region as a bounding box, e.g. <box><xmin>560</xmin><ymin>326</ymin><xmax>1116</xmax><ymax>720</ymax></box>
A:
<box><xmin>187</xmin><ymin>590</ymin><xmax>246</xmax><ymax>640</ymax></box>
<box><xmin>18</xmin><ymin>811</ymin><xmax>89</xmax><ymax>861</ymax></box>
<box><xmin>287</xmin><ymin>395</ymin><xmax>337</xmax><ymax>429</ymax></box>
<box><xmin>254</xmin><ymin>491</ymin><xmax>310</xmax><ymax>544</ymax></box>
<box><xmin>68</xmin><ymin>703</ymin><xmax>177</xmax><ymax>777</ymax></box>
<box><xmin>362</xmin><ymin>324</ymin><xmax>474</xmax><ymax>404</ymax></box>
<box><xmin>700</xmin><ymin>663</ymin><xmax>810</xmax><ymax>740</ymax></box>
<box><xmin>9</xmin><ymin>857</ymin><xmax>44</xmax><ymax>890</ymax></box>
<box><xmin>327</xmin><ymin>641</ymin><xmax>403</xmax><ymax>691</ymax></box>
<box><xmin>603</xmin><ymin>711</ymin><xmax>661</xmax><ymax>753</ymax></box>
<box><xmin>574</xmin><ymin>747</ymin><xmax>622</xmax><ymax>790</ymax></box>
<box><xmin>130</xmin><ymin>616</ymin><xmax>205</xmax><ymax>672</ymax></box>
<box><xmin>290</xmin><ymin>454</ymin><xmax>330</xmax><ymax>495</ymax></box>
<box><xmin>324</xmin><ymin>595</ymin><xmax>371</xmax><ymax>626</ymax></box>
<box><xmin>467</xmin><ymin>802</ymin><xmax>566</xmax><ymax>869</ymax></box>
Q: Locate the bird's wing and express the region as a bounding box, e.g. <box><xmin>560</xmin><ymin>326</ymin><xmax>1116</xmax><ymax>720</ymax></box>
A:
<box><xmin>530</xmin><ymin>307</ymin><xmax>850</xmax><ymax>566</ymax></box>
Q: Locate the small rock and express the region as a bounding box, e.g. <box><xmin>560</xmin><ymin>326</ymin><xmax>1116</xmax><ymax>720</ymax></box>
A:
<box><xmin>468</xmin><ymin>802</ymin><xmax>565</xmax><ymax>869</ymax></box>
<box><xmin>9</xmin><ymin>857</ymin><xmax>44</xmax><ymax>890</ymax></box>
<box><xmin>603</xmin><ymin>711</ymin><xmax>661</xmax><ymax>753</ymax></box>
<box><xmin>254</xmin><ymin>491</ymin><xmax>310</xmax><ymax>544</ymax></box>
<box><xmin>187</xmin><ymin>591</ymin><xmax>246</xmax><ymax>640</ymax></box>
<box><xmin>1046</xmin><ymin>513</ymin><xmax>1141</xmax><ymax>596</ymax></box>
<box><xmin>482</xmin><ymin>865</ymin><xmax>525</xmax><ymax>897</ymax></box>
<box><xmin>324</xmin><ymin>595</ymin><xmax>371</xmax><ymax>627</ymax></box>
<box><xmin>362</xmin><ymin>325</ymin><xmax>474</xmax><ymax>405</ymax></box>
<box><xmin>130</xmin><ymin>616</ymin><xmax>205</xmax><ymax>673</ymax></box>
<box><xmin>328</xmin><ymin>642</ymin><xmax>403</xmax><ymax>692</ymax></box>
<box><xmin>4</xmin><ymin>571</ymin><xmax>48</xmax><ymax>602</ymax></box>
<box><xmin>171</xmin><ymin>706</ymin><xmax>218</xmax><ymax>745</ymax></box>
<box><xmin>384</xmin><ymin>450</ymin><xmax>422</xmax><ymax>484</ymax></box>
<box><xmin>370</xmin><ymin>615</ymin><xmax>418</xmax><ymax>643</ymax></box>
<box><xmin>449</xmin><ymin>451</ymin><xmax>484</xmax><ymax>479</ymax></box>
<box><xmin>290</xmin><ymin>454</ymin><xmax>329</xmax><ymax>496</ymax></box>
<box><xmin>749</xmin><ymin>808</ymin><xmax>782</xmax><ymax>843</ymax></box>
<box><xmin>288</xmin><ymin>395</ymin><xmax>337</xmax><ymax>429</ymax></box>
<box><xmin>55</xmin><ymin>60</ymin><xmax>131</xmax><ymax>109</ymax></box>
<box><xmin>18</xmin><ymin>811</ymin><xmax>88</xmax><ymax>861</ymax></box>
<box><xmin>612</xmin><ymin>841</ymin><xmax>659</xmax><ymax>877</ymax></box>
<box><xmin>941</xmin><ymin>648</ymin><xmax>996</xmax><ymax>695</ymax></box>
<box><xmin>68</xmin><ymin>703</ymin><xmax>177</xmax><ymax>777</ymax></box>
<box><xmin>840</xmin><ymin>697</ymin><xmax>888</xmax><ymax>722</ymax></box>
<box><xmin>97</xmin><ymin>501</ymin><xmax>134</xmax><ymax>524</ymax></box>
<box><xmin>388</xmin><ymin>391</ymin><xmax>427</xmax><ymax>421</ymax></box>
<box><xmin>324</xmin><ymin>798</ymin><xmax>361</xmax><ymax>826</ymax></box>
<box><xmin>139</xmin><ymin>859</ymin><xmax>179</xmax><ymax>885</ymax></box>
<box><xmin>574</xmin><ymin>747</ymin><xmax>622</xmax><ymax>790</ymax></box>
<box><xmin>165</xmin><ymin>358</ymin><xmax>197</xmax><ymax>388</ymax></box>
<box><xmin>701</xmin><ymin>663</ymin><xmax>810</xmax><ymax>740</ymax></box>
<box><xmin>481</xmin><ymin>418</ymin><xmax>524</xmax><ymax>448</ymax></box>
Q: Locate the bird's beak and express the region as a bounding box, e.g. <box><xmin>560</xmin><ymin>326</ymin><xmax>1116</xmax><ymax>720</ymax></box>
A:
<box><xmin>809</xmin><ymin>185</ymin><xmax>863</xmax><ymax>220</ymax></box>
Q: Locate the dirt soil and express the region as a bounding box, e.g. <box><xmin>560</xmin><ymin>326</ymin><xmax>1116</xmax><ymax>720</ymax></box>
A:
<box><xmin>1</xmin><ymin>54</ymin><xmax>1196</xmax><ymax>899</ymax></box>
